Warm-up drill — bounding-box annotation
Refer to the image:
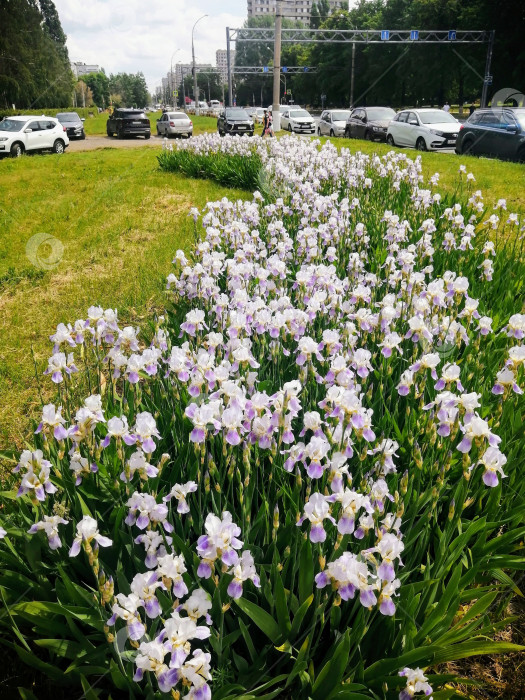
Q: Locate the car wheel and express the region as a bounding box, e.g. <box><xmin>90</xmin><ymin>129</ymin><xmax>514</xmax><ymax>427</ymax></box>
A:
<box><xmin>107</xmin><ymin>127</ymin><xmax>113</xmax><ymax>137</ymax></box>
<box><xmin>330</xmin><ymin>129</ymin><xmax>334</xmax><ymax>137</ymax></box>
<box><xmin>461</xmin><ymin>137</ymin><xmax>475</xmax><ymax>155</ymax></box>
<box><xmin>80</xmin><ymin>131</ymin><xmax>86</xmax><ymax>140</ymax></box>
<box><xmin>517</xmin><ymin>146</ymin><xmax>525</xmax><ymax>163</ymax></box>
<box><xmin>416</xmin><ymin>137</ymin><xmax>427</xmax><ymax>151</ymax></box>
<box><xmin>386</xmin><ymin>134</ymin><xmax>396</xmax><ymax>146</ymax></box>
<box><xmin>288</xmin><ymin>124</ymin><xmax>292</xmax><ymax>132</ymax></box>
<box><xmin>365</xmin><ymin>130</ymin><xmax>373</xmax><ymax>141</ymax></box>
<box><xmin>145</xmin><ymin>133</ymin><xmax>150</xmax><ymax>140</ymax></box>
<box><xmin>157</xmin><ymin>127</ymin><xmax>161</xmax><ymax>136</ymax></box>
<box><xmin>10</xmin><ymin>142</ymin><xmax>24</xmax><ymax>158</ymax></box>
<box><xmin>344</xmin><ymin>128</ymin><xmax>350</xmax><ymax>138</ymax></box>
<box><xmin>317</xmin><ymin>127</ymin><xmax>321</xmax><ymax>136</ymax></box>
<box><xmin>52</xmin><ymin>139</ymin><xmax>65</xmax><ymax>154</ymax></box>
<box><xmin>117</xmin><ymin>128</ymin><xmax>124</xmax><ymax>139</ymax></box>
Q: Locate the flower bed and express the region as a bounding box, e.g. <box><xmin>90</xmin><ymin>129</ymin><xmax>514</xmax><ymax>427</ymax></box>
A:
<box><xmin>1</xmin><ymin>135</ymin><xmax>524</xmax><ymax>699</ymax></box>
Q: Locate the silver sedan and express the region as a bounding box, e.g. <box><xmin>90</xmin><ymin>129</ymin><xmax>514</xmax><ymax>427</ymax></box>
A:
<box><xmin>317</xmin><ymin>109</ymin><xmax>351</xmax><ymax>137</ymax></box>
<box><xmin>157</xmin><ymin>112</ymin><xmax>193</xmax><ymax>138</ymax></box>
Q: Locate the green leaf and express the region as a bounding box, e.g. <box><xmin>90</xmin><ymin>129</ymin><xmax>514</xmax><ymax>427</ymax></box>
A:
<box><xmin>312</xmin><ymin>630</ymin><xmax>351</xmax><ymax>700</ymax></box>
<box><xmin>273</xmin><ymin>568</ymin><xmax>291</xmax><ymax>635</ymax></box>
<box><xmin>299</xmin><ymin>538</ymin><xmax>314</xmax><ymax>604</ymax></box>
<box><xmin>290</xmin><ymin>594</ymin><xmax>313</xmax><ymax>639</ymax></box>
<box><xmin>18</xmin><ymin>689</ymin><xmax>39</xmax><ymax>700</ymax></box>
<box><xmin>235</xmin><ymin>598</ymin><xmax>281</xmax><ymax>644</ymax></box>
<box><xmin>238</xmin><ymin>618</ymin><xmax>257</xmax><ymax>663</ymax></box>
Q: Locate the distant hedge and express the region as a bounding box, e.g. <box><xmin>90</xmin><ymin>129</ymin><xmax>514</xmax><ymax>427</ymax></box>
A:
<box><xmin>0</xmin><ymin>107</ymin><xmax>103</xmax><ymax>120</ymax></box>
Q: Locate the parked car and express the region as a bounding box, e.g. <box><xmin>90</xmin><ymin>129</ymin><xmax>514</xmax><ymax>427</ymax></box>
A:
<box><xmin>455</xmin><ymin>108</ymin><xmax>525</xmax><ymax>162</ymax></box>
<box><xmin>281</xmin><ymin>108</ymin><xmax>315</xmax><ymax>134</ymax></box>
<box><xmin>253</xmin><ymin>108</ymin><xmax>265</xmax><ymax>124</ymax></box>
<box><xmin>106</xmin><ymin>109</ymin><xmax>151</xmax><ymax>139</ymax></box>
<box><xmin>0</xmin><ymin>115</ymin><xmax>69</xmax><ymax>157</ymax></box>
<box><xmin>318</xmin><ymin>109</ymin><xmax>351</xmax><ymax>137</ymax></box>
<box><xmin>345</xmin><ymin>106</ymin><xmax>396</xmax><ymax>141</ymax></box>
<box><xmin>387</xmin><ymin>108</ymin><xmax>460</xmax><ymax>151</ymax></box>
<box><xmin>217</xmin><ymin>108</ymin><xmax>254</xmax><ymax>136</ymax></box>
<box><xmin>156</xmin><ymin>112</ymin><xmax>193</xmax><ymax>138</ymax></box>
<box><xmin>56</xmin><ymin>111</ymin><xmax>85</xmax><ymax>140</ymax></box>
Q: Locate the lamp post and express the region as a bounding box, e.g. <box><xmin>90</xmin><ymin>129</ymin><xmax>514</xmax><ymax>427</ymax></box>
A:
<box><xmin>192</xmin><ymin>14</ymin><xmax>208</xmax><ymax>115</ymax></box>
<box><xmin>170</xmin><ymin>49</ymin><xmax>180</xmax><ymax>108</ymax></box>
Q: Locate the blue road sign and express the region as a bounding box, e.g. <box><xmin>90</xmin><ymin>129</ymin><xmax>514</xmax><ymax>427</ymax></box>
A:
<box><xmin>448</xmin><ymin>30</ymin><xmax>457</xmax><ymax>40</ymax></box>
<box><xmin>410</xmin><ymin>30</ymin><xmax>419</xmax><ymax>41</ymax></box>
<box><xmin>381</xmin><ymin>30</ymin><xmax>390</xmax><ymax>41</ymax></box>
<box><xmin>263</xmin><ymin>66</ymin><xmax>269</xmax><ymax>73</ymax></box>
<box><xmin>304</xmin><ymin>67</ymin><xmax>309</xmax><ymax>72</ymax></box>
<box><xmin>282</xmin><ymin>66</ymin><xmax>288</xmax><ymax>73</ymax></box>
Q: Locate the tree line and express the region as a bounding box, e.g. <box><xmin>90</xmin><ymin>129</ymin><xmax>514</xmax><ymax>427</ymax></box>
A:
<box><xmin>0</xmin><ymin>0</ymin><xmax>150</xmax><ymax>109</ymax></box>
<box><xmin>235</xmin><ymin>0</ymin><xmax>525</xmax><ymax>109</ymax></box>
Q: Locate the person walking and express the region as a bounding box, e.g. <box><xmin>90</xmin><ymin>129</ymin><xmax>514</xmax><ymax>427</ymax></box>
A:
<box><xmin>262</xmin><ymin>109</ymin><xmax>274</xmax><ymax>137</ymax></box>
<box><xmin>443</xmin><ymin>101</ymin><xmax>451</xmax><ymax>113</ymax></box>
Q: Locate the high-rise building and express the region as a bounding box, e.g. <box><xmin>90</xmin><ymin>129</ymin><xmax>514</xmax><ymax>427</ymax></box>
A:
<box><xmin>216</xmin><ymin>50</ymin><xmax>236</xmax><ymax>84</ymax></box>
<box><xmin>247</xmin><ymin>0</ymin><xmax>347</xmax><ymax>21</ymax></box>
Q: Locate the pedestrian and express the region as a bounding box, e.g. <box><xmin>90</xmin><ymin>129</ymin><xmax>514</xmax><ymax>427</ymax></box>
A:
<box><xmin>469</xmin><ymin>103</ymin><xmax>476</xmax><ymax>116</ymax></box>
<box><xmin>262</xmin><ymin>109</ymin><xmax>274</xmax><ymax>137</ymax></box>
<box><xmin>443</xmin><ymin>101</ymin><xmax>451</xmax><ymax>113</ymax></box>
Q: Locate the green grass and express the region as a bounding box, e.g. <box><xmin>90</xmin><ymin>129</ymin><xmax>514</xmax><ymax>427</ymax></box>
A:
<box><xmin>0</xmin><ymin>147</ymin><xmax>248</xmax><ymax>452</ymax></box>
<box><xmin>82</xmin><ymin>111</ymin><xmax>218</xmax><ymax>137</ymax></box>
<box><xmin>325</xmin><ymin>134</ymin><xmax>525</xmax><ymax>215</ymax></box>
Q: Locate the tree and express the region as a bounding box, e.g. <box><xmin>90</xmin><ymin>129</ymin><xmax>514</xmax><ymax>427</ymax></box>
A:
<box><xmin>108</xmin><ymin>73</ymin><xmax>149</xmax><ymax>108</ymax></box>
<box><xmin>0</xmin><ymin>0</ymin><xmax>73</xmax><ymax>108</ymax></box>
<box><xmin>83</xmin><ymin>72</ymin><xmax>110</xmax><ymax>109</ymax></box>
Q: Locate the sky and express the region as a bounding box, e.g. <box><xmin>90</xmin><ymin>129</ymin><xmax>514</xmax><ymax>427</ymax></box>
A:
<box><xmin>54</xmin><ymin>0</ymin><xmax>247</xmax><ymax>92</ymax></box>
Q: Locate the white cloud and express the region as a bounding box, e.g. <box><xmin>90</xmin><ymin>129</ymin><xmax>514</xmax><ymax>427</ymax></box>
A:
<box><xmin>54</xmin><ymin>0</ymin><xmax>246</xmax><ymax>91</ymax></box>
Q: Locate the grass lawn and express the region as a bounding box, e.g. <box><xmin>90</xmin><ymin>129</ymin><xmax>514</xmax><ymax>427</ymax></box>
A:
<box><xmin>82</xmin><ymin>110</ymin><xmax>218</xmax><ymax>137</ymax></box>
<box><xmin>0</xmin><ymin>147</ymin><xmax>248</xmax><ymax>454</ymax></box>
<box><xmin>323</xmin><ymin>135</ymin><xmax>525</xmax><ymax>215</ymax></box>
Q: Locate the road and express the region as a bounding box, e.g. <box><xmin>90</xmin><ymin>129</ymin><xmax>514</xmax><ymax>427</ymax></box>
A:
<box><xmin>67</xmin><ymin>135</ymin><xmax>164</xmax><ymax>152</ymax></box>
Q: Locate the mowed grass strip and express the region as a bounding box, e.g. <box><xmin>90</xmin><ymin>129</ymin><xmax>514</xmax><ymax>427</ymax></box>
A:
<box><xmin>82</xmin><ymin>111</ymin><xmax>218</xmax><ymax>137</ymax></box>
<box><xmin>0</xmin><ymin>147</ymin><xmax>248</xmax><ymax>452</ymax></box>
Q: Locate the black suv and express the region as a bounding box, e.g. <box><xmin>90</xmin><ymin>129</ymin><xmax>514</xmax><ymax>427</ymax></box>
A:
<box><xmin>56</xmin><ymin>112</ymin><xmax>85</xmax><ymax>139</ymax></box>
<box><xmin>456</xmin><ymin>108</ymin><xmax>525</xmax><ymax>162</ymax></box>
<box><xmin>107</xmin><ymin>109</ymin><xmax>151</xmax><ymax>139</ymax></box>
<box><xmin>217</xmin><ymin>108</ymin><xmax>254</xmax><ymax>136</ymax></box>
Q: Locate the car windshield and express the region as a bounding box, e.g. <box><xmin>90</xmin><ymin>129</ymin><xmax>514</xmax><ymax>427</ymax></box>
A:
<box><xmin>57</xmin><ymin>113</ymin><xmax>79</xmax><ymax>122</ymax></box>
<box><xmin>366</xmin><ymin>108</ymin><xmax>396</xmax><ymax>120</ymax></box>
<box><xmin>226</xmin><ymin>109</ymin><xmax>249</xmax><ymax>119</ymax></box>
<box><xmin>119</xmin><ymin>111</ymin><xmax>147</xmax><ymax>119</ymax></box>
<box><xmin>290</xmin><ymin>110</ymin><xmax>310</xmax><ymax>118</ymax></box>
<box><xmin>419</xmin><ymin>110</ymin><xmax>457</xmax><ymax>124</ymax></box>
<box><xmin>514</xmin><ymin>112</ymin><xmax>525</xmax><ymax>129</ymax></box>
<box><xmin>330</xmin><ymin>111</ymin><xmax>350</xmax><ymax>121</ymax></box>
<box><xmin>0</xmin><ymin>119</ymin><xmax>24</xmax><ymax>132</ymax></box>
<box><xmin>169</xmin><ymin>114</ymin><xmax>188</xmax><ymax>120</ymax></box>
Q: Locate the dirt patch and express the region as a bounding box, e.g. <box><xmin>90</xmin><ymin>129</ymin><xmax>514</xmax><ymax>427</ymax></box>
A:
<box><xmin>66</xmin><ymin>134</ymin><xmax>165</xmax><ymax>152</ymax></box>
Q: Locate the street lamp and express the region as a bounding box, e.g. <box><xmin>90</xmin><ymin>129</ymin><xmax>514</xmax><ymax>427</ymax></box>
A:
<box><xmin>170</xmin><ymin>49</ymin><xmax>180</xmax><ymax>108</ymax></box>
<box><xmin>192</xmin><ymin>14</ymin><xmax>208</xmax><ymax>116</ymax></box>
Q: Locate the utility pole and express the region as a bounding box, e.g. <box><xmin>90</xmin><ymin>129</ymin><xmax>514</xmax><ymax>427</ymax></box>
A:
<box><xmin>350</xmin><ymin>40</ymin><xmax>355</xmax><ymax>108</ymax></box>
<box><xmin>480</xmin><ymin>30</ymin><xmax>495</xmax><ymax>108</ymax></box>
<box><xmin>226</xmin><ymin>27</ymin><xmax>233</xmax><ymax>107</ymax></box>
<box><xmin>272</xmin><ymin>0</ymin><xmax>282</xmax><ymax>131</ymax></box>
<box><xmin>192</xmin><ymin>14</ymin><xmax>208</xmax><ymax>116</ymax></box>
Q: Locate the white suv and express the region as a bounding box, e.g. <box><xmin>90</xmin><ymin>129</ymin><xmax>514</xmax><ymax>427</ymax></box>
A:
<box><xmin>0</xmin><ymin>115</ymin><xmax>69</xmax><ymax>158</ymax></box>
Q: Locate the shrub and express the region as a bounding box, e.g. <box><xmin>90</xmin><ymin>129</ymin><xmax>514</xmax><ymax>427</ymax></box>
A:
<box><xmin>1</xmin><ymin>136</ymin><xmax>524</xmax><ymax>699</ymax></box>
